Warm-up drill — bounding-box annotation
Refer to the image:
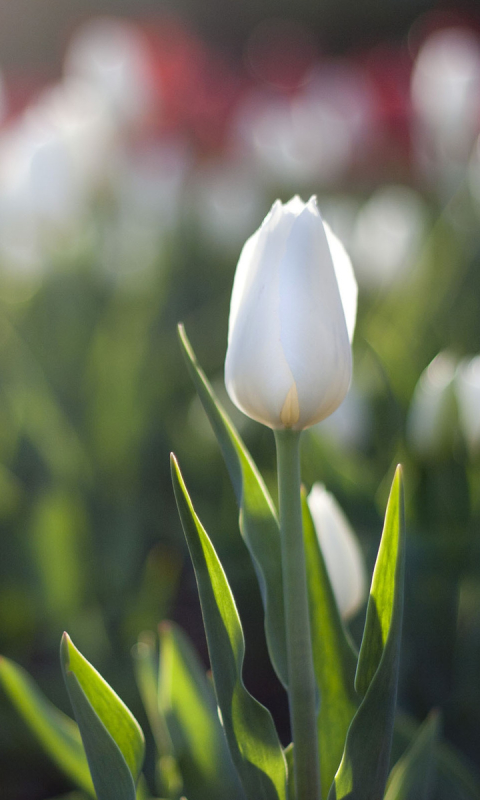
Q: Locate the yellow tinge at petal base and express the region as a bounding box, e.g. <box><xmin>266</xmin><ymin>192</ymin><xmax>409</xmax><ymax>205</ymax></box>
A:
<box><xmin>280</xmin><ymin>382</ymin><xmax>300</xmax><ymax>428</ymax></box>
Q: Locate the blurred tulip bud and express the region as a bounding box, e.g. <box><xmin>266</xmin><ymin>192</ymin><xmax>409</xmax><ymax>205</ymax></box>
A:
<box><xmin>411</xmin><ymin>28</ymin><xmax>480</xmax><ymax>192</ymax></box>
<box><xmin>225</xmin><ymin>196</ymin><xmax>355</xmax><ymax>430</ymax></box>
<box><xmin>64</xmin><ymin>17</ymin><xmax>154</xmax><ymax>127</ymax></box>
<box><xmin>455</xmin><ymin>355</ymin><xmax>480</xmax><ymax>453</ymax></box>
<box><xmin>351</xmin><ymin>185</ymin><xmax>426</xmax><ymax>290</ymax></box>
<box><xmin>307</xmin><ymin>483</ymin><xmax>366</xmax><ymax>619</ymax></box>
<box><xmin>407</xmin><ymin>352</ymin><xmax>457</xmax><ymax>458</ymax></box>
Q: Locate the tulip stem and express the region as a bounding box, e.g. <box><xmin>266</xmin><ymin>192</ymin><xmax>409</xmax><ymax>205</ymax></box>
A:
<box><xmin>274</xmin><ymin>429</ymin><xmax>321</xmax><ymax>800</ymax></box>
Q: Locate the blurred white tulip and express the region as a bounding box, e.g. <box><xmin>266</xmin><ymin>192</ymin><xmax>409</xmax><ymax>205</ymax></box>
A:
<box><xmin>229</xmin><ymin>62</ymin><xmax>374</xmax><ymax>190</ymax></box>
<box><xmin>307</xmin><ymin>483</ymin><xmax>367</xmax><ymax>619</ymax></box>
<box><xmin>407</xmin><ymin>352</ymin><xmax>457</xmax><ymax>457</ymax></box>
<box><xmin>411</xmin><ymin>28</ymin><xmax>480</xmax><ymax>191</ymax></box>
<box><xmin>101</xmin><ymin>140</ymin><xmax>191</xmax><ymax>276</ymax></box>
<box><xmin>455</xmin><ymin>355</ymin><xmax>480</xmax><ymax>453</ymax></box>
<box><xmin>64</xmin><ymin>16</ymin><xmax>154</xmax><ymax>127</ymax></box>
<box><xmin>225</xmin><ymin>196</ymin><xmax>354</xmax><ymax>430</ymax></box>
<box><xmin>0</xmin><ymin>80</ymin><xmax>118</xmax><ymax>275</ymax></box>
<box><xmin>351</xmin><ymin>185</ymin><xmax>426</xmax><ymax>289</ymax></box>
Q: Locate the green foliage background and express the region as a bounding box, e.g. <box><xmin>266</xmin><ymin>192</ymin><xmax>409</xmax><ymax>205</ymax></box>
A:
<box><xmin>2</xmin><ymin>2</ymin><xmax>480</xmax><ymax>797</ymax></box>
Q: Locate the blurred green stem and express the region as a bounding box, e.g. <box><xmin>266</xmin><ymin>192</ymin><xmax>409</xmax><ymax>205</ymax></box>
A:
<box><xmin>274</xmin><ymin>429</ymin><xmax>320</xmax><ymax>800</ymax></box>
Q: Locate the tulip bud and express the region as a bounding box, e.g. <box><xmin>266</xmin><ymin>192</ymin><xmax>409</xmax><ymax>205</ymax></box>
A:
<box><xmin>407</xmin><ymin>352</ymin><xmax>457</xmax><ymax>458</ymax></box>
<box><xmin>455</xmin><ymin>355</ymin><xmax>480</xmax><ymax>453</ymax></box>
<box><xmin>307</xmin><ymin>483</ymin><xmax>366</xmax><ymax>620</ymax></box>
<box><xmin>225</xmin><ymin>196</ymin><xmax>354</xmax><ymax>430</ymax></box>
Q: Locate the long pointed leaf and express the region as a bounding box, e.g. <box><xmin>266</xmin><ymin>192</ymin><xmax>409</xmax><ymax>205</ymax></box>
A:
<box><xmin>385</xmin><ymin>711</ymin><xmax>440</xmax><ymax>800</ymax></box>
<box><xmin>178</xmin><ymin>325</ymin><xmax>288</xmax><ymax>688</ymax></box>
<box><xmin>0</xmin><ymin>656</ymin><xmax>94</xmax><ymax>796</ymax></box>
<box><xmin>158</xmin><ymin>621</ymin><xmax>246</xmax><ymax>800</ymax></box>
<box><xmin>132</xmin><ymin>633</ymin><xmax>183</xmax><ymax>799</ymax></box>
<box><xmin>329</xmin><ymin>466</ymin><xmax>405</xmax><ymax>800</ymax></box>
<box><xmin>393</xmin><ymin>713</ymin><xmax>480</xmax><ymax>800</ymax></box>
<box><xmin>301</xmin><ymin>491</ymin><xmax>359</xmax><ymax>798</ymax></box>
<box><xmin>61</xmin><ymin>634</ymin><xmax>145</xmax><ymax>800</ymax></box>
<box><xmin>171</xmin><ymin>454</ymin><xmax>288</xmax><ymax>800</ymax></box>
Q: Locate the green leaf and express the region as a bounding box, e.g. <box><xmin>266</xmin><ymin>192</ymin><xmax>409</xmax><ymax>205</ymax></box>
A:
<box><xmin>301</xmin><ymin>491</ymin><xmax>359</xmax><ymax>798</ymax></box>
<box><xmin>178</xmin><ymin>324</ymin><xmax>288</xmax><ymax>688</ymax></box>
<box><xmin>385</xmin><ymin>711</ymin><xmax>440</xmax><ymax>800</ymax></box>
<box><xmin>392</xmin><ymin>712</ymin><xmax>480</xmax><ymax>800</ymax></box>
<box><xmin>132</xmin><ymin>632</ymin><xmax>183</xmax><ymax>799</ymax></box>
<box><xmin>284</xmin><ymin>744</ymin><xmax>295</xmax><ymax>800</ymax></box>
<box><xmin>171</xmin><ymin>454</ymin><xmax>288</xmax><ymax>800</ymax></box>
<box><xmin>158</xmin><ymin>621</ymin><xmax>246</xmax><ymax>800</ymax></box>
<box><xmin>61</xmin><ymin>633</ymin><xmax>145</xmax><ymax>800</ymax></box>
<box><xmin>0</xmin><ymin>656</ymin><xmax>94</xmax><ymax>796</ymax></box>
<box><xmin>329</xmin><ymin>466</ymin><xmax>405</xmax><ymax>800</ymax></box>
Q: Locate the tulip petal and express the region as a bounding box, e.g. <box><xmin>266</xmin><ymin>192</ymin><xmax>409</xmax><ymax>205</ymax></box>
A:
<box><xmin>324</xmin><ymin>222</ymin><xmax>357</xmax><ymax>343</ymax></box>
<box><xmin>226</xmin><ymin>196</ymin><xmax>353</xmax><ymax>430</ymax></box>
<box><xmin>278</xmin><ymin>199</ymin><xmax>351</xmax><ymax>428</ymax></box>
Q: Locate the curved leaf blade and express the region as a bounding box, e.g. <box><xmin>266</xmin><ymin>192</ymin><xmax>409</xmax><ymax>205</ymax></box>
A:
<box><xmin>301</xmin><ymin>491</ymin><xmax>359</xmax><ymax>798</ymax></box>
<box><xmin>158</xmin><ymin>621</ymin><xmax>246</xmax><ymax>800</ymax></box>
<box><xmin>178</xmin><ymin>324</ymin><xmax>288</xmax><ymax>688</ymax></box>
<box><xmin>392</xmin><ymin>712</ymin><xmax>480</xmax><ymax>800</ymax></box>
<box><xmin>171</xmin><ymin>454</ymin><xmax>288</xmax><ymax>800</ymax></box>
<box><xmin>385</xmin><ymin>711</ymin><xmax>440</xmax><ymax>800</ymax></box>
<box><xmin>0</xmin><ymin>656</ymin><xmax>94</xmax><ymax>796</ymax></box>
<box><xmin>133</xmin><ymin>632</ymin><xmax>183</xmax><ymax>799</ymax></box>
<box><xmin>329</xmin><ymin>466</ymin><xmax>405</xmax><ymax>800</ymax></box>
<box><xmin>61</xmin><ymin>634</ymin><xmax>145</xmax><ymax>800</ymax></box>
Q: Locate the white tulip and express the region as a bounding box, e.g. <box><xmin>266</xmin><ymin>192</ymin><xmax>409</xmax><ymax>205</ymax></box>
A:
<box><xmin>64</xmin><ymin>17</ymin><xmax>154</xmax><ymax>127</ymax></box>
<box><xmin>407</xmin><ymin>352</ymin><xmax>457</xmax><ymax>457</ymax></box>
<box><xmin>225</xmin><ymin>196</ymin><xmax>354</xmax><ymax>430</ymax></box>
<box><xmin>455</xmin><ymin>355</ymin><xmax>480</xmax><ymax>452</ymax></box>
<box><xmin>307</xmin><ymin>483</ymin><xmax>366</xmax><ymax>620</ymax></box>
<box><xmin>351</xmin><ymin>185</ymin><xmax>426</xmax><ymax>290</ymax></box>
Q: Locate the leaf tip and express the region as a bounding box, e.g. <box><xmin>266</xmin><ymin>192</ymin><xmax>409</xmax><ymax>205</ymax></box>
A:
<box><xmin>60</xmin><ymin>632</ymin><xmax>72</xmax><ymax>670</ymax></box>
<box><xmin>177</xmin><ymin>324</ymin><xmax>197</xmax><ymax>367</ymax></box>
<box><xmin>177</xmin><ymin>323</ymin><xmax>189</xmax><ymax>351</ymax></box>
<box><xmin>390</xmin><ymin>464</ymin><xmax>405</xmax><ymax>508</ymax></box>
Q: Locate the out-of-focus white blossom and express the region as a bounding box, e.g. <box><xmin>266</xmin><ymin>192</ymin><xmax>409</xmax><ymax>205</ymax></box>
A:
<box><xmin>225</xmin><ymin>197</ymin><xmax>355</xmax><ymax>430</ymax></box>
<box><xmin>455</xmin><ymin>355</ymin><xmax>480</xmax><ymax>453</ymax></box>
<box><xmin>407</xmin><ymin>352</ymin><xmax>457</xmax><ymax>457</ymax></box>
<box><xmin>351</xmin><ymin>185</ymin><xmax>426</xmax><ymax>289</ymax></box>
<box><xmin>307</xmin><ymin>483</ymin><xmax>367</xmax><ymax>619</ymax></box>
<box><xmin>64</xmin><ymin>16</ymin><xmax>154</xmax><ymax>127</ymax></box>
<box><xmin>231</xmin><ymin>64</ymin><xmax>374</xmax><ymax>189</ymax></box>
<box><xmin>102</xmin><ymin>140</ymin><xmax>191</xmax><ymax>276</ymax></box>
<box><xmin>0</xmin><ymin>80</ymin><xmax>118</xmax><ymax>275</ymax></box>
<box><xmin>411</xmin><ymin>28</ymin><xmax>480</xmax><ymax>191</ymax></box>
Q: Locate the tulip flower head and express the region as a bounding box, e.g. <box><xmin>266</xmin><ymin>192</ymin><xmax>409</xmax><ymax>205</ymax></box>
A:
<box><xmin>225</xmin><ymin>196</ymin><xmax>354</xmax><ymax>430</ymax></box>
